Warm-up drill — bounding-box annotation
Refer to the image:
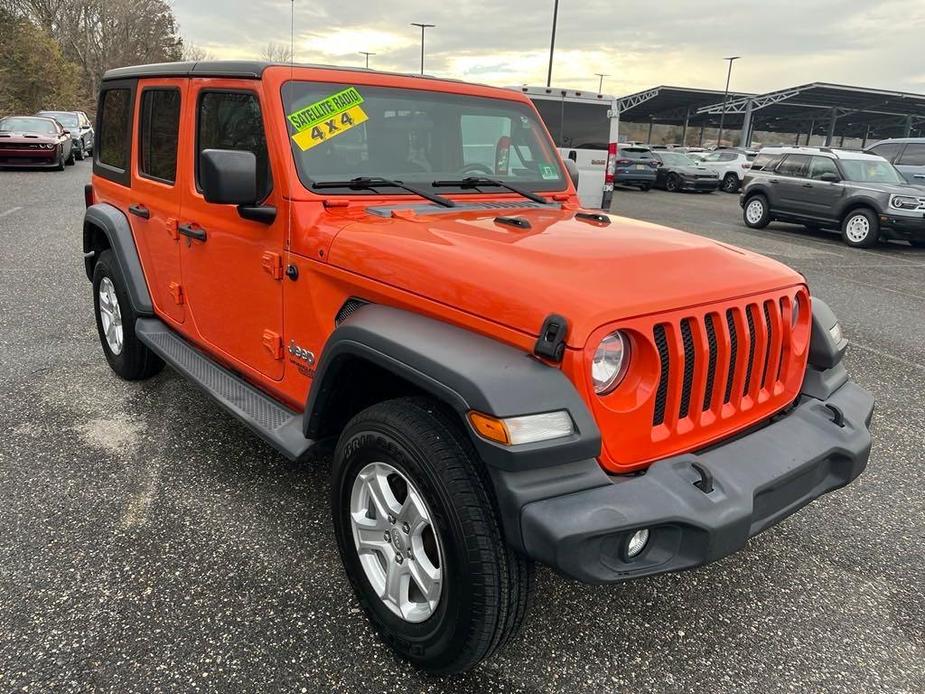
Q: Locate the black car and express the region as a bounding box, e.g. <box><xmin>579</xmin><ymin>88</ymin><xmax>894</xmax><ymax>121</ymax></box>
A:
<box><xmin>36</xmin><ymin>110</ymin><xmax>94</xmax><ymax>160</ymax></box>
<box><xmin>650</xmin><ymin>150</ymin><xmax>721</xmax><ymax>192</ymax></box>
<box><xmin>739</xmin><ymin>146</ymin><xmax>925</xmax><ymax>248</ymax></box>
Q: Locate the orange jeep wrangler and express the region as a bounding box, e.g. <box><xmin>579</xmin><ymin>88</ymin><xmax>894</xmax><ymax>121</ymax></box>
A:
<box><xmin>83</xmin><ymin>61</ymin><xmax>874</xmax><ymax>674</ymax></box>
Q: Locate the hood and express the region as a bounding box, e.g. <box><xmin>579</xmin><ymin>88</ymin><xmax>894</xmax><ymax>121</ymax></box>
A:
<box><xmin>0</xmin><ymin>132</ymin><xmax>57</xmax><ymax>144</ymax></box>
<box><xmin>326</xmin><ymin>204</ymin><xmax>804</xmax><ymax>347</ymax></box>
<box><xmin>850</xmin><ymin>181</ymin><xmax>924</xmax><ymax>196</ymax></box>
<box><xmin>671</xmin><ymin>165</ymin><xmax>717</xmax><ymax>177</ymax></box>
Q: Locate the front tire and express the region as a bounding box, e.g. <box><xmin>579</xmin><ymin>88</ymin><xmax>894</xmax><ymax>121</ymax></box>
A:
<box><xmin>65</xmin><ymin>146</ymin><xmax>75</xmax><ymax>165</ymax></box>
<box><xmin>665</xmin><ymin>173</ymin><xmax>681</xmax><ymax>192</ymax></box>
<box><xmin>74</xmin><ymin>140</ymin><xmax>85</xmax><ymax>160</ymax></box>
<box><xmin>55</xmin><ymin>149</ymin><xmax>65</xmax><ymax>171</ymax></box>
<box><xmin>332</xmin><ymin>397</ymin><xmax>532</xmax><ymax>674</ymax></box>
<box><xmin>721</xmin><ymin>172</ymin><xmax>739</xmax><ymax>193</ymax></box>
<box><xmin>92</xmin><ymin>250</ymin><xmax>164</xmax><ymax>380</ymax></box>
<box><xmin>743</xmin><ymin>194</ymin><xmax>770</xmax><ymax>228</ymax></box>
<box><xmin>841</xmin><ymin>208</ymin><xmax>879</xmax><ymax>248</ymax></box>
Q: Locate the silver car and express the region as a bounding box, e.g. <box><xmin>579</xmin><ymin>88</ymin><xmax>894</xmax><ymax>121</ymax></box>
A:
<box><xmin>865</xmin><ymin>138</ymin><xmax>925</xmax><ymax>185</ymax></box>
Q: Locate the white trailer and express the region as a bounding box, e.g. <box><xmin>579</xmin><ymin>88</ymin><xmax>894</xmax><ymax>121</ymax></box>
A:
<box><xmin>512</xmin><ymin>86</ymin><xmax>620</xmax><ymax>209</ymax></box>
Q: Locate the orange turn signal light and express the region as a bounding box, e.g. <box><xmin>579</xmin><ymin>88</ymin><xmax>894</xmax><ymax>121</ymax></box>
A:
<box><xmin>468</xmin><ymin>411</ymin><xmax>510</xmax><ymax>445</ymax></box>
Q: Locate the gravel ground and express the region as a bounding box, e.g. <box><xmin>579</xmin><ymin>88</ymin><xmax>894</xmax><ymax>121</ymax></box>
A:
<box><xmin>0</xmin><ymin>166</ymin><xmax>923</xmax><ymax>693</ymax></box>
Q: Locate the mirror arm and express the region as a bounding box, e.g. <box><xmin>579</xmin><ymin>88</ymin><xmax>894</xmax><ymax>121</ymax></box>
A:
<box><xmin>237</xmin><ymin>205</ymin><xmax>277</xmax><ymax>224</ymax></box>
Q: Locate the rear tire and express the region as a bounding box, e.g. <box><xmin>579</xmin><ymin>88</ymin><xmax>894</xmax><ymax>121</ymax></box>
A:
<box><xmin>841</xmin><ymin>208</ymin><xmax>879</xmax><ymax>248</ymax></box>
<box><xmin>92</xmin><ymin>250</ymin><xmax>164</xmax><ymax>380</ymax></box>
<box><xmin>721</xmin><ymin>172</ymin><xmax>739</xmax><ymax>193</ymax></box>
<box><xmin>743</xmin><ymin>194</ymin><xmax>770</xmax><ymax>229</ymax></box>
<box><xmin>332</xmin><ymin>397</ymin><xmax>533</xmax><ymax>674</ymax></box>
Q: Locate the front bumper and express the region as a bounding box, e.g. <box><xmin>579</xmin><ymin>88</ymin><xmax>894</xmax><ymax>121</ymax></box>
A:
<box><xmin>0</xmin><ymin>150</ymin><xmax>58</xmax><ymax>167</ymax></box>
<box><xmin>879</xmin><ymin>212</ymin><xmax>925</xmax><ymax>241</ymax></box>
<box><xmin>514</xmin><ymin>377</ymin><xmax>873</xmax><ymax>583</ymax></box>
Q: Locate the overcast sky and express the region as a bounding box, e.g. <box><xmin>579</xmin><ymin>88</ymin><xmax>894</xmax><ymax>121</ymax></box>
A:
<box><xmin>174</xmin><ymin>0</ymin><xmax>925</xmax><ymax>96</ymax></box>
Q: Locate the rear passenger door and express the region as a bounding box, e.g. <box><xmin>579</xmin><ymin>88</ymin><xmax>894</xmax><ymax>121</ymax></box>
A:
<box><xmin>130</xmin><ymin>79</ymin><xmax>187</xmax><ymax>324</ymax></box>
<box><xmin>895</xmin><ymin>143</ymin><xmax>925</xmax><ymax>184</ymax></box>
<box><xmin>769</xmin><ymin>154</ymin><xmax>811</xmax><ymax>215</ymax></box>
<box><xmin>179</xmin><ymin>81</ymin><xmax>285</xmax><ymax>381</ymax></box>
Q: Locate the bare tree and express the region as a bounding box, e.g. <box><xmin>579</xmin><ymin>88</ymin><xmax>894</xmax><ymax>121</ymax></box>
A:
<box><xmin>259</xmin><ymin>41</ymin><xmax>293</xmax><ymax>63</ymax></box>
<box><xmin>181</xmin><ymin>40</ymin><xmax>212</xmax><ymax>62</ymax></box>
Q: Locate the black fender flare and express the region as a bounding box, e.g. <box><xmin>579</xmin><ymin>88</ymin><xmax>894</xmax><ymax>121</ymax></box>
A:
<box><xmin>83</xmin><ymin>203</ymin><xmax>153</xmax><ymax>315</ymax></box>
<box><xmin>834</xmin><ymin>196</ymin><xmax>880</xmax><ymax>222</ymax></box>
<box><xmin>304</xmin><ymin>304</ymin><xmax>602</xmax><ymax>473</ymax></box>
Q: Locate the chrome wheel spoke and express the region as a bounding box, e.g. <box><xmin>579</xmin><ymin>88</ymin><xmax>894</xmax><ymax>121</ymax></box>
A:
<box><xmin>408</xmin><ymin>555</ymin><xmax>441</xmax><ymax>603</ymax></box>
<box><xmin>98</xmin><ymin>277</ymin><xmax>124</xmax><ymax>355</ymax></box>
<box><xmin>397</xmin><ymin>489</ymin><xmax>427</xmax><ymax>535</ymax></box>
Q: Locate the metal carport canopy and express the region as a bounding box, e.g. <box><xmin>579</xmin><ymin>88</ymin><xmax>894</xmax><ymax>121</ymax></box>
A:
<box><xmin>616</xmin><ymin>85</ymin><xmax>754</xmax><ymax>141</ymax></box>
<box><xmin>695</xmin><ymin>82</ymin><xmax>925</xmax><ymax>145</ymax></box>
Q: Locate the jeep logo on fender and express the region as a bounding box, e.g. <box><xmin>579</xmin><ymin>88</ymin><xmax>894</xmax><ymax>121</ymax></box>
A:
<box><xmin>287</xmin><ymin>339</ymin><xmax>315</xmax><ymax>365</ymax></box>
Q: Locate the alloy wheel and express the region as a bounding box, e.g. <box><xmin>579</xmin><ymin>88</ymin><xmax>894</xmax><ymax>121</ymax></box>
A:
<box><xmin>98</xmin><ymin>276</ymin><xmax>124</xmax><ymax>355</ymax></box>
<box><xmin>845</xmin><ymin>214</ymin><xmax>870</xmax><ymax>243</ymax></box>
<box><xmin>745</xmin><ymin>199</ymin><xmax>765</xmax><ymax>224</ymax></box>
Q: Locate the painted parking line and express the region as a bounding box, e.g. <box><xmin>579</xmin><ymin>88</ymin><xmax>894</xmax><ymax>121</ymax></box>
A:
<box><xmin>0</xmin><ymin>206</ymin><xmax>23</xmax><ymax>219</ymax></box>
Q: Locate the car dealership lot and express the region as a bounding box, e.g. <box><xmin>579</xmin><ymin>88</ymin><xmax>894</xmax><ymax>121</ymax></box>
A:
<box><xmin>1</xmin><ymin>171</ymin><xmax>923</xmax><ymax>692</ymax></box>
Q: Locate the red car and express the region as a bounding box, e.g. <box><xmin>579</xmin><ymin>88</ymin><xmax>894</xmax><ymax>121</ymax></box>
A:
<box><xmin>0</xmin><ymin>115</ymin><xmax>75</xmax><ymax>170</ymax></box>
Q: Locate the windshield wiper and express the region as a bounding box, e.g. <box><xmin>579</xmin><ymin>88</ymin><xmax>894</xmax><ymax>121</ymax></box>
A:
<box><xmin>312</xmin><ymin>176</ymin><xmax>455</xmax><ymax>208</ymax></box>
<box><xmin>431</xmin><ymin>177</ymin><xmax>549</xmax><ymax>205</ymax></box>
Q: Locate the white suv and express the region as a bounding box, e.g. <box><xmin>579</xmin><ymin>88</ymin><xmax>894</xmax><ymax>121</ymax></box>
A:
<box><xmin>696</xmin><ymin>149</ymin><xmax>753</xmax><ymax>193</ymax></box>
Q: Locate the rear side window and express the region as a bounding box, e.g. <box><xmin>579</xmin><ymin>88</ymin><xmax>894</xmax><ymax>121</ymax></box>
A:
<box><xmin>809</xmin><ymin>156</ymin><xmax>839</xmax><ymax>179</ymax></box>
<box><xmin>897</xmin><ymin>143</ymin><xmax>925</xmax><ymax>166</ymax></box>
<box><xmin>139</xmin><ymin>89</ymin><xmax>181</xmax><ymax>184</ymax></box>
<box><xmin>750</xmin><ymin>152</ymin><xmax>782</xmax><ymax>171</ymax></box>
<box><xmin>868</xmin><ymin>142</ymin><xmax>904</xmax><ymax>162</ymax></box>
<box><xmin>98</xmin><ymin>88</ymin><xmax>132</xmax><ymax>171</ymax></box>
<box><xmin>776</xmin><ymin>154</ymin><xmax>810</xmax><ymax>178</ymax></box>
<box><xmin>197</xmin><ymin>91</ymin><xmax>271</xmax><ymax>200</ymax></box>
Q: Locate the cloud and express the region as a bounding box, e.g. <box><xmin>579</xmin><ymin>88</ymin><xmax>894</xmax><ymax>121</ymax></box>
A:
<box><xmin>172</xmin><ymin>0</ymin><xmax>925</xmax><ymax>95</ymax></box>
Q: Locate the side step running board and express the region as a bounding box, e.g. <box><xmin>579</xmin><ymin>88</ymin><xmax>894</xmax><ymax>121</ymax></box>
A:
<box><xmin>135</xmin><ymin>318</ymin><xmax>313</xmax><ymax>460</ymax></box>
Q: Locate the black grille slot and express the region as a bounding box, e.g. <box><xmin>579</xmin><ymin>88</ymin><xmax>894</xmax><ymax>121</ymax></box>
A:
<box><xmin>679</xmin><ymin>319</ymin><xmax>695</xmax><ymax>419</ymax></box>
<box><xmin>703</xmin><ymin>314</ymin><xmax>718</xmax><ymax>411</ymax></box>
<box><xmin>653</xmin><ymin>324</ymin><xmax>670</xmax><ymax>426</ymax></box>
<box><xmin>335</xmin><ymin>298</ymin><xmax>369</xmax><ymax>325</ymax></box>
<box><xmin>777</xmin><ymin>297</ymin><xmax>787</xmax><ymax>382</ymax></box>
<box><xmin>723</xmin><ymin>310</ymin><xmax>738</xmax><ymax>404</ymax></box>
<box><xmin>743</xmin><ymin>305</ymin><xmax>757</xmax><ymax>396</ymax></box>
<box><xmin>761</xmin><ymin>302</ymin><xmax>774</xmax><ymax>389</ymax></box>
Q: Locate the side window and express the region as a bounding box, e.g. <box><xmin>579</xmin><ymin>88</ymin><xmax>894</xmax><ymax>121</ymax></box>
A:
<box><xmin>776</xmin><ymin>154</ymin><xmax>810</xmax><ymax>178</ymax></box>
<box><xmin>897</xmin><ymin>143</ymin><xmax>925</xmax><ymax>166</ymax></box>
<box><xmin>531</xmin><ymin>99</ymin><xmax>563</xmax><ymax>147</ymax></box>
<box><xmin>139</xmin><ymin>89</ymin><xmax>181</xmax><ymax>184</ymax></box>
<box><xmin>718</xmin><ymin>152</ymin><xmax>737</xmax><ymax>162</ymax></box>
<box><xmin>868</xmin><ymin>142</ymin><xmax>904</xmax><ymax>162</ymax></box>
<box><xmin>750</xmin><ymin>153</ymin><xmax>782</xmax><ymax>171</ymax></box>
<box><xmin>98</xmin><ymin>87</ymin><xmax>133</xmax><ymax>171</ymax></box>
<box><xmin>809</xmin><ymin>156</ymin><xmax>839</xmax><ymax>179</ymax></box>
<box><xmin>197</xmin><ymin>91</ymin><xmax>271</xmax><ymax>200</ymax></box>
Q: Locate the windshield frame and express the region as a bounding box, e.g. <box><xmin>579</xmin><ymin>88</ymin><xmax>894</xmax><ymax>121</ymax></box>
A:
<box><xmin>280</xmin><ymin>80</ymin><xmax>569</xmax><ymax>197</ymax></box>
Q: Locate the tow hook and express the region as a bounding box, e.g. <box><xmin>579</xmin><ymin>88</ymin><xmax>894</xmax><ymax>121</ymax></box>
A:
<box><xmin>691</xmin><ymin>462</ymin><xmax>714</xmax><ymax>494</ymax></box>
<box><xmin>825</xmin><ymin>403</ymin><xmax>846</xmax><ymax>428</ymax></box>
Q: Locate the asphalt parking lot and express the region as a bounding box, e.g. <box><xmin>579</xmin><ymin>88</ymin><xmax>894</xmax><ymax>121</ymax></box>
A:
<box><xmin>1</xmin><ymin>168</ymin><xmax>923</xmax><ymax>693</ymax></box>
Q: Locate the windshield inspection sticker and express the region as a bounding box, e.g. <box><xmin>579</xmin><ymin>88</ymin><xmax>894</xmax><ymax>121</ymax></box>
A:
<box><xmin>540</xmin><ymin>163</ymin><xmax>559</xmax><ymax>180</ymax></box>
<box><xmin>287</xmin><ymin>86</ymin><xmax>368</xmax><ymax>151</ymax></box>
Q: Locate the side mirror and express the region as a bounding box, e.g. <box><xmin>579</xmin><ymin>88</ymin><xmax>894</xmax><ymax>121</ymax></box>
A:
<box><xmin>563</xmin><ymin>158</ymin><xmax>580</xmax><ymax>187</ymax></box>
<box><xmin>200</xmin><ymin>149</ymin><xmax>258</xmax><ymax>205</ymax></box>
<box><xmin>820</xmin><ymin>172</ymin><xmax>840</xmax><ymax>183</ymax></box>
<box><xmin>62</xmin><ymin>129</ymin><xmax>71</xmax><ymax>136</ymax></box>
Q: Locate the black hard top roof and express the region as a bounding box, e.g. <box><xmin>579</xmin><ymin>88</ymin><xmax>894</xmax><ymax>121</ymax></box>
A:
<box><xmin>102</xmin><ymin>61</ymin><xmax>269</xmax><ymax>81</ymax></box>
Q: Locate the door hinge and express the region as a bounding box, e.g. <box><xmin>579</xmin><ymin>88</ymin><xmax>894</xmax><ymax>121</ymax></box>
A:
<box><xmin>261</xmin><ymin>251</ymin><xmax>284</xmax><ymax>280</ymax></box>
<box><xmin>166</xmin><ymin>218</ymin><xmax>179</xmax><ymax>241</ymax></box>
<box><xmin>168</xmin><ymin>281</ymin><xmax>184</xmax><ymax>305</ymax></box>
<box><xmin>262</xmin><ymin>330</ymin><xmax>283</xmax><ymax>359</ymax></box>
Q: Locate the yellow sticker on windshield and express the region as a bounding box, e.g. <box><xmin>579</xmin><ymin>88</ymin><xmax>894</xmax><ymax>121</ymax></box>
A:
<box><xmin>287</xmin><ymin>87</ymin><xmax>368</xmax><ymax>151</ymax></box>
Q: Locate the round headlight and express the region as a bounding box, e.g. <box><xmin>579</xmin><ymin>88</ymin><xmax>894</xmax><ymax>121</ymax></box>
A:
<box><xmin>591</xmin><ymin>331</ymin><xmax>630</xmax><ymax>395</ymax></box>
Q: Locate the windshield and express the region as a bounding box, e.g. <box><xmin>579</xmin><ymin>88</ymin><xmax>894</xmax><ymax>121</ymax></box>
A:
<box><xmin>282</xmin><ymin>82</ymin><xmax>566</xmax><ymax>194</ymax></box>
<box><xmin>839</xmin><ymin>159</ymin><xmax>905</xmax><ymax>184</ymax></box>
<box><xmin>40</xmin><ymin>112</ymin><xmax>79</xmax><ymax>128</ymax></box>
<box><xmin>0</xmin><ymin>117</ymin><xmax>58</xmax><ymax>135</ymax></box>
<box><xmin>659</xmin><ymin>152</ymin><xmax>695</xmax><ymax>166</ymax></box>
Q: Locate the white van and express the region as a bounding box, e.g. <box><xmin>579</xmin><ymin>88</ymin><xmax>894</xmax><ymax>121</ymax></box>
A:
<box><xmin>512</xmin><ymin>86</ymin><xmax>619</xmax><ymax>209</ymax></box>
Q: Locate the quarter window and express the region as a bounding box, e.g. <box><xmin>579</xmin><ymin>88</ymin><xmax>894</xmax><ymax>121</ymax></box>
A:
<box><xmin>898</xmin><ymin>143</ymin><xmax>925</xmax><ymax>166</ymax></box>
<box><xmin>98</xmin><ymin>88</ymin><xmax>132</xmax><ymax>170</ymax></box>
<box><xmin>749</xmin><ymin>152</ymin><xmax>782</xmax><ymax>171</ymax></box>
<box><xmin>139</xmin><ymin>89</ymin><xmax>181</xmax><ymax>184</ymax></box>
<box><xmin>867</xmin><ymin>142</ymin><xmax>904</xmax><ymax>162</ymax></box>
<box><xmin>776</xmin><ymin>154</ymin><xmax>811</xmax><ymax>178</ymax></box>
<box><xmin>197</xmin><ymin>91</ymin><xmax>272</xmax><ymax>200</ymax></box>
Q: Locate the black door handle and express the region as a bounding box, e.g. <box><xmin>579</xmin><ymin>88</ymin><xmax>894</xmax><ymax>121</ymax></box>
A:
<box><xmin>802</xmin><ymin>183</ymin><xmax>813</xmax><ymax>188</ymax></box>
<box><xmin>128</xmin><ymin>204</ymin><xmax>150</xmax><ymax>219</ymax></box>
<box><xmin>178</xmin><ymin>223</ymin><xmax>207</xmax><ymax>242</ymax></box>
<box><xmin>769</xmin><ymin>179</ymin><xmax>779</xmax><ymax>184</ymax></box>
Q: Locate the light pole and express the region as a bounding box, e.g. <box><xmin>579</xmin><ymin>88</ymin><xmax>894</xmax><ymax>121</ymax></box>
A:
<box><xmin>359</xmin><ymin>51</ymin><xmax>375</xmax><ymax>69</ymax></box>
<box><xmin>717</xmin><ymin>56</ymin><xmax>740</xmax><ymax>146</ymax></box>
<box><xmin>410</xmin><ymin>22</ymin><xmax>435</xmax><ymax>75</ymax></box>
<box><xmin>594</xmin><ymin>72</ymin><xmax>609</xmax><ymax>94</ymax></box>
<box><xmin>546</xmin><ymin>0</ymin><xmax>559</xmax><ymax>87</ymax></box>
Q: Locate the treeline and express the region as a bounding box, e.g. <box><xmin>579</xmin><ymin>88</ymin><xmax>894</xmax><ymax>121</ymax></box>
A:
<box><xmin>0</xmin><ymin>0</ymin><xmax>187</xmax><ymax>116</ymax></box>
